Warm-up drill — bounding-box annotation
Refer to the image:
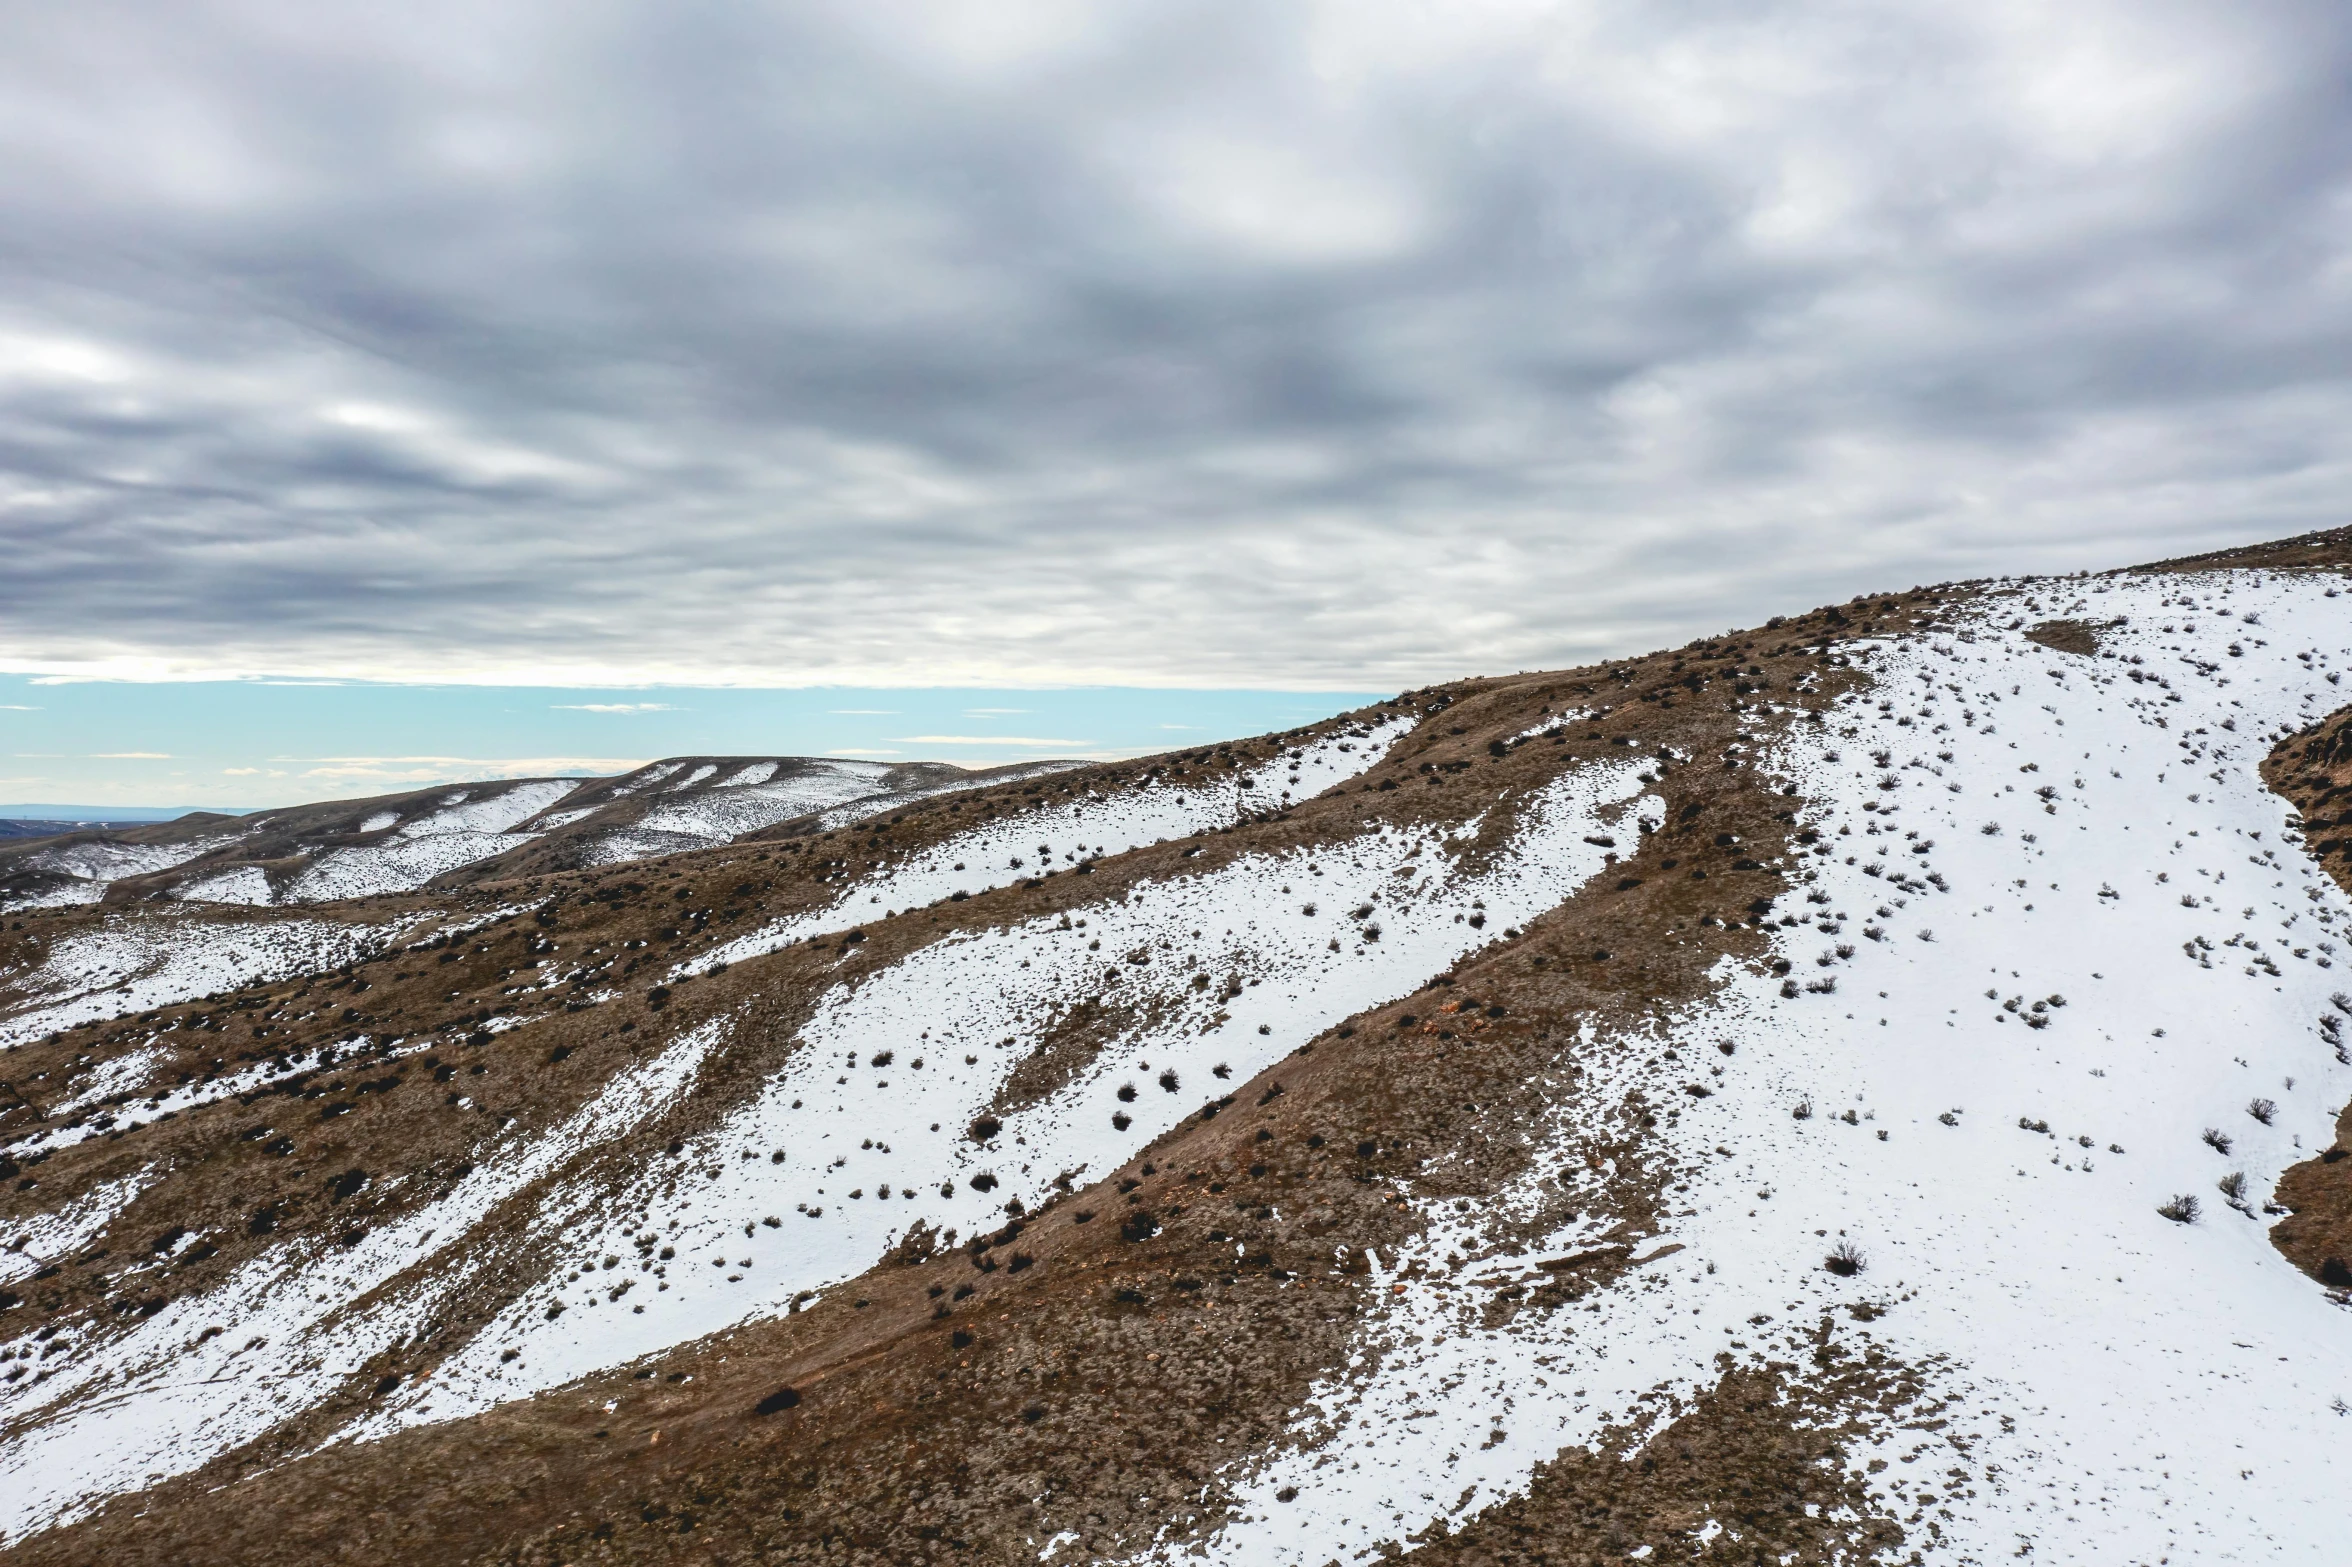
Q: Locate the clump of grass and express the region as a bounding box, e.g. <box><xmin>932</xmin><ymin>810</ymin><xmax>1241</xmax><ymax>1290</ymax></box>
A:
<box><xmin>2202</xmin><ymin>1127</ymin><xmax>2233</xmax><ymax>1155</ymax></box>
<box><xmin>1823</xmin><ymin>1241</ymin><xmax>1866</xmax><ymax>1277</ymax></box>
<box><xmin>2157</xmin><ymin>1194</ymin><xmax>2201</xmax><ymax>1224</ymax></box>
<box><xmin>2248</xmin><ymin>1097</ymin><xmax>2277</xmax><ymax>1125</ymax></box>
<box><xmin>2217</xmin><ymin>1172</ymin><xmax>2249</xmax><ymax>1206</ymax></box>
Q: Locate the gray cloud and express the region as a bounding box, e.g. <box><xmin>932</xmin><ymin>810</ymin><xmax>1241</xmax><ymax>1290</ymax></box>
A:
<box><xmin>2</xmin><ymin>0</ymin><xmax>2349</xmax><ymax>688</ymax></box>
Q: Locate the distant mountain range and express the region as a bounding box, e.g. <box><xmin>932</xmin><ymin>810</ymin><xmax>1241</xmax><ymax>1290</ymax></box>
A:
<box><xmin>0</xmin><ymin>757</ymin><xmax>1078</xmax><ymax>912</ymax></box>
<box><xmin>0</xmin><ymin>807</ymin><xmax>259</xmax><ymax>823</ymax></box>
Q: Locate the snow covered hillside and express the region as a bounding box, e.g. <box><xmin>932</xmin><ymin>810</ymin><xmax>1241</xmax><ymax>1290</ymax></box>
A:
<box><xmin>0</xmin><ymin>755</ymin><xmax>1080</xmax><ymax>914</ymax></box>
<box><xmin>2</xmin><ymin>538</ymin><xmax>2349</xmax><ymax>1567</ymax></box>
<box><xmin>1192</xmin><ymin>569</ymin><xmax>2352</xmax><ymax>1566</ymax></box>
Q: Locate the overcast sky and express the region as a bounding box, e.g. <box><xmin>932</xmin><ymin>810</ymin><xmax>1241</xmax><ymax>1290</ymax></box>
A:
<box><xmin>4</xmin><ymin>0</ymin><xmax>2349</xmax><ymax>695</ymax></box>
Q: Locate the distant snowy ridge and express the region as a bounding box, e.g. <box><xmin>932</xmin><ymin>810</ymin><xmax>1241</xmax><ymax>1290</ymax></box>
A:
<box><xmin>691</xmin><ymin>718</ymin><xmax>1412</xmax><ymax>976</ymax></box>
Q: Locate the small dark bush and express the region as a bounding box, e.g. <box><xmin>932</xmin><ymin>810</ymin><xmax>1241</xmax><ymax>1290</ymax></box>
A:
<box><xmin>1823</xmin><ymin>1241</ymin><xmax>1865</xmax><ymax>1277</ymax></box>
<box><xmin>752</xmin><ymin>1386</ymin><xmax>801</xmax><ymax>1415</ymax></box>
<box><xmin>2157</xmin><ymin>1194</ymin><xmax>2200</xmax><ymax>1223</ymax></box>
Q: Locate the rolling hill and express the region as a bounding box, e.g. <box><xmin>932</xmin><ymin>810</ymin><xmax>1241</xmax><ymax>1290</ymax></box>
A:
<box><xmin>3</xmin><ymin>531</ymin><xmax>2350</xmax><ymax>1565</ymax></box>
<box><xmin>0</xmin><ymin>757</ymin><xmax>1082</xmax><ymax>912</ymax></box>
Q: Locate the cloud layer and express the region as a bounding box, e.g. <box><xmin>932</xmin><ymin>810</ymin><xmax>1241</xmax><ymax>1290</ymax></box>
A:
<box><xmin>3</xmin><ymin>0</ymin><xmax>2348</xmax><ymax>688</ymax></box>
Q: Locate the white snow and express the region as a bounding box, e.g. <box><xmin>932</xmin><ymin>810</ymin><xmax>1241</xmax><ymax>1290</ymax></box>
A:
<box><xmin>607</xmin><ymin>762</ymin><xmax>684</xmax><ymax>795</ymax></box>
<box><xmin>392</xmin><ymin>780</ymin><xmax>575</xmax><ymax>839</ymax></box>
<box><xmin>358</xmin><ymin>812</ymin><xmax>399</xmax><ymax>833</ymax></box>
<box><xmin>1</xmin><ymin>879</ymin><xmax>104</xmax><ymax>911</ymax></box>
<box><xmin>0</xmin><ymin>1174</ymin><xmax>156</xmax><ymax>1288</ymax></box>
<box><xmin>287</xmin><ymin>831</ymin><xmax>533</xmax><ymax>902</ymax></box>
<box><xmin>171</xmin><ymin>864</ymin><xmax>274</xmax><ymax>905</ymax></box>
<box><xmin>44</xmin><ymin>1048</ymin><xmax>168</xmax><ymax>1119</ymax></box>
<box><xmin>806</xmin><ymin>761</ymin><xmax>1085</xmax><ymax>835</ymax></box>
<box><xmin>573</xmin><ymin>760</ymin><xmax>1087</xmax><ymax>865</ymax></box>
<box><xmin>612</xmin><ymin>762</ymin><xmax>896</xmax><ymax>855</ymax></box>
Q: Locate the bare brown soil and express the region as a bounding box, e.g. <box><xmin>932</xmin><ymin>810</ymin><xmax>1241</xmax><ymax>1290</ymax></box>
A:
<box><xmin>2020</xmin><ymin>619</ymin><xmax>2108</xmax><ymax>656</ymax></box>
<box><xmin>2260</xmin><ymin>706</ymin><xmax>2352</xmax><ymax>1289</ymax></box>
<box><xmin>1405</xmin><ymin>1318</ymin><xmax>1962</xmax><ymax>1567</ymax></box>
<box><xmin>2130</xmin><ymin>523</ymin><xmax>2352</xmax><ymax>577</ymax></box>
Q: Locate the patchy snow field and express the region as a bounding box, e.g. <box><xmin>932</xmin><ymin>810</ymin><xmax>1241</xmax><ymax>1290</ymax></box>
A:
<box><xmin>1</xmin><ymin>833</ymin><xmax>249</xmax><ymax>913</ymax></box>
<box><xmin>0</xmin><ymin>1023</ymin><xmax>728</xmax><ymax>1537</ymax></box>
<box><xmin>355</xmin><ymin>758</ymin><xmax>1653</xmax><ymax>1434</ymax></box>
<box><xmin>693</xmin><ymin>719</ymin><xmax>1414</xmax><ymax>976</ymax></box>
<box><xmin>1170</xmin><ymin>570</ymin><xmax>2352</xmax><ymax>1566</ymax></box>
<box><xmin>0</xmin><ymin>910</ymin><xmax>392</xmax><ymax>1051</ymax></box>
<box><xmin>578</xmin><ymin>759</ymin><xmax>1083</xmax><ymax>866</ymax></box>
<box><xmin>276</xmin><ymin>781</ymin><xmax>579</xmax><ymax>903</ymax></box>
<box><xmin>585</xmin><ymin>762</ymin><xmax>898</xmax><ymax>863</ymax></box>
<box><xmin>0</xmin><ymin>743</ymin><xmax>1653</xmax><ymax>1534</ymax></box>
<box><xmin>26</xmin><ymin>834</ymin><xmax>243</xmax><ymax>888</ymax></box>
